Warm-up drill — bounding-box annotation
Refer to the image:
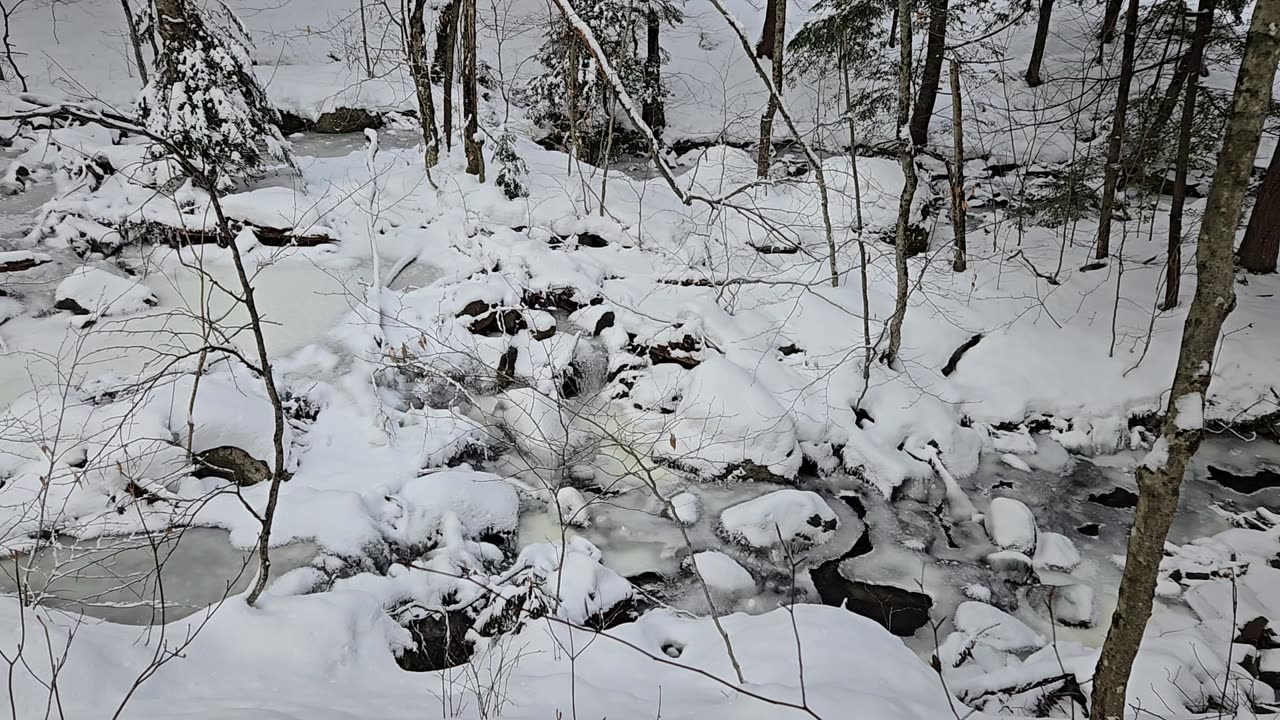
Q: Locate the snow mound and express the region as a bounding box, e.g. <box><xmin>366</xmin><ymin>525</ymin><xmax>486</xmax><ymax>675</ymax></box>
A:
<box><xmin>952</xmin><ymin>601</ymin><xmax>1045</xmax><ymax>651</ymax></box>
<box><xmin>1033</xmin><ymin>532</ymin><xmax>1081</xmax><ymax>572</ymax></box>
<box><xmin>655</xmin><ymin>357</ymin><xmax>802</xmax><ymax>480</ymax></box>
<box><xmin>54</xmin><ymin>266</ymin><xmax>157</xmax><ymax>318</ymax></box>
<box><xmin>688</xmin><ymin>550</ymin><xmax>756</xmax><ymax>599</ymax></box>
<box><xmin>720</xmin><ymin>489</ymin><xmax>837</xmax><ymax>550</ymax></box>
<box><xmin>984</xmin><ymin>497</ymin><xmax>1038</xmax><ymax>553</ymax></box>
<box><xmin>382</xmin><ymin>469</ymin><xmax>520</xmax><ymax>547</ymax></box>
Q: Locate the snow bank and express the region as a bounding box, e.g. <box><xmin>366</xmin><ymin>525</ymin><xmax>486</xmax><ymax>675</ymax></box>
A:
<box><xmin>54</xmin><ymin>266</ymin><xmax>157</xmax><ymax>318</ymax></box>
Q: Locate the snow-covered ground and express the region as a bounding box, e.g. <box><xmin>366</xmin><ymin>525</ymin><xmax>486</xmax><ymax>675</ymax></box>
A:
<box><xmin>2</xmin><ymin>0</ymin><xmax>1280</xmax><ymax>718</ymax></box>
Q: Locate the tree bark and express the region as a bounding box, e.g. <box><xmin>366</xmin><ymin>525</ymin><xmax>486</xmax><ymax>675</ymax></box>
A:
<box><xmin>949</xmin><ymin>60</ymin><xmax>966</xmax><ymax>272</ymax></box>
<box><xmin>462</xmin><ymin>0</ymin><xmax>484</xmax><ymax>180</ymax></box>
<box><xmin>1163</xmin><ymin>0</ymin><xmax>1216</xmax><ymax>309</ymax></box>
<box><xmin>1088</xmin><ymin>2</ymin><xmax>1280</xmax><ymax>718</ymax></box>
<box><xmin>407</xmin><ymin>0</ymin><xmax>439</xmax><ymax>168</ymax></box>
<box><xmin>756</xmin><ymin>0</ymin><xmax>785</xmax><ymax>177</ymax></box>
<box><xmin>1100</xmin><ymin>0</ymin><xmax>1122</xmax><ymax>46</ymax></box>
<box><xmin>642</xmin><ymin>6</ymin><xmax>665</xmax><ymax>134</ymax></box>
<box><xmin>1095</xmin><ymin>0</ymin><xmax>1139</xmax><ymax>260</ymax></box>
<box><xmin>120</xmin><ymin>0</ymin><xmax>149</xmax><ymax>86</ymax></box>
<box><xmin>909</xmin><ymin>0</ymin><xmax>948</xmax><ymax>147</ymax></box>
<box><xmin>886</xmin><ymin>0</ymin><xmax>913</xmax><ymax>367</ymax></box>
<box><xmin>436</xmin><ymin>0</ymin><xmax>459</xmax><ymax>151</ymax></box>
<box><xmin>1025</xmin><ymin>0</ymin><xmax>1054</xmax><ymax>86</ymax></box>
<box><xmin>756</xmin><ymin>0</ymin><xmax>778</xmax><ymax>58</ymax></box>
<box><xmin>1238</xmin><ymin>144</ymin><xmax>1280</xmax><ymax>273</ymax></box>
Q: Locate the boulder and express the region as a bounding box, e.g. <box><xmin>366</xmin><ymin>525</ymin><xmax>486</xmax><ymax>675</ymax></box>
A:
<box><xmin>719</xmin><ymin>490</ymin><xmax>837</xmax><ymax>551</ymax></box>
<box><xmin>984</xmin><ymin>497</ymin><xmax>1038</xmax><ymax>553</ymax></box>
<box><xmin>396</xmin><ymin>607</ymin><xmax>474</xmax><ymax>672</ymax></box>
<box><xmin>194</xmin><ymin>445</ymin><xmax>273</xmax><ymax>487</ymax></box>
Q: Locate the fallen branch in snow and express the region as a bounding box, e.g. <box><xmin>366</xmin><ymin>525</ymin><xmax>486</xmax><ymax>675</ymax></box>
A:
<box><xmin>940</xmin><ymin>333</ymin><xmax>984</xmax><ymax>377</ymax></box>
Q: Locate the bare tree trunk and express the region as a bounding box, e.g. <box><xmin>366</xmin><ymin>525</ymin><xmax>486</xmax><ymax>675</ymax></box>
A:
<box><xmin>1089</xmin><ymin>3</ymin><xmax>1280</xmax><ymax>717</ymax></box>
<box><xmin>1095</xmin><ymin>0</ymin><xmax>1139</xmax><ymax>260</ymax></box>
<box><xmin>436</xmin><ymin>0</ymin><xmax>459</xmax><ymax>151</ymax></box>
<box><xmin>949</xmin><ymin>59</ymin><xmax>966</xmax><ymax>272</ymax></box>
<box><xmin>642</xmin><ymin>6</ymin><xmax>665</xmax><ymax>134</ymax></box>
<box><xmin>359</xmin><ymin>0</ymin><xmax>374</xmax><ymax>77</ymax></box>
<box><xmin>886</xmin><ymin>0</ymin><xmax>913</xmax><ymax>367</ymax></box>
<box><xmin>756</xmin><ymin>0</ymin><xmax>785</xmax><ymax>177</ymax></box>
<box><xmin>462</xmin><ymin>0</ymin><xmax>484</xmax><ymax>180</ymax></box>
<box><xmin>1163</xmin><ymin>0</ymin><xmax>1216</xmax><ymax>309</ymax></box>
<box><xmin>842</xmin><ymin>39</ymin><xmax>872</xmax><ymax>381</ymax></box>
<box><xmin>120</xmin><ymin>0</ymin><xmax>149</xmax><ymax>86</ymax></box>
<box><xmin>408</xmin><ymin>0</ymin><xmax>439</xmax><ymax>168</ymax></box>
<box><xmin>756</xmin><ymin>0</ymin><xmax>778</xmax><ymax>58</ymax></box>
<box><xmin>1238</xmin><ymin>144</ymin><xmax>1280</xmax><ymax>273</ymax></box>
<box><xmin>909</xmin><ymin>0</ymin><xmax>948</xmax><ymax>147</ymax></box>
<box><xmin>566</xmin><ymin>30</ymin><xmax>581</xmax><ymax>168</ymax></box>
<box><xmin>1025</xmin><ymin>0</ymin><xmax>1054</xmax><ymax>86</ymax></box>
<box><xmin>1100</xmin><ymin>0</ymin><xmax>1122</xmax><ymax>46</ymax></box>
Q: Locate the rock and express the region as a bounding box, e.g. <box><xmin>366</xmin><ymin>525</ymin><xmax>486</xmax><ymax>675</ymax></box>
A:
<box><xmin>953</xmin><ymin>600</ymin><xmax>1045</xmax><ymax>651</ymax></box>
<box><xmin>1088</xmin><ymin>486</ymin><xmax>1138</xmax><ymax>509</ymax></box>
<box><xmin>687</xmin><ymin>551</ymin><xmax>756</xmax><ymax>600</ymax></box>
<box><xmin>984</xmin><ymin>497</ymin><xmax>1038</xmax><ymax>553</ymax></box>
<box><xmin>999</xmin><ymin>453</ymin><xmax>1032</xmax><ymax>472</ymax></box>
<box><xmin>55</xmin><ymin>266</ymin><xmax>158</xmax><ymax>318</ymax></box>
<box><xmin>719</xmin><ymin>489</ymin><xmax>837</xmax><ymax>551</ymax></box>
<box><xmin>809</xmin><ymin>561</ymin><xmax>933</xmax><ymax>637</ymax></box>
<box><xmin>193</xmin><ymin>445</ymin><xmax>272</xmax><ymax>487</ymax></box>
<box><xmin>670</xmin><ymin>491</ymin><xmax>700</xmax><ymax>525</ymax></box>
<box><xmin>468</xmin><ymin>308</ymin><xmax>527</xmax><ymax>336</ymax></box>
<box><xmin>396</xmin><ymin>607</ymin><xmax>474</xmax><ymax>672</ymax></box>
<box><xmin>556</xmin><ymin>487</ymin><xmax>590</xmax><ymax>527</ymax></box>
<box><xmin>1028</xmin><ymin>584</ymin><xmax>1096</xmax><ymax>628</ymax></box>
<box><xmin>1033</xmin><ymin>532</ymin><xmax>1081</xmax><ymax>572</ymax></box>
<box><xmin>310</xmin><ymin>107</ymin><xmax>384</xmax><ymax>134</ymax></box>
<box><xmin>984</xmin><ymin>550</ymin><xmax>1038</xmax><ymax>585</ymax></box>
<box><xmin>593</xmin><ymin>310</ymin><xmax>616</xmax><ymax>336</ymax></box>
<box><xmin>0</xmin><ymin>251</ymin><xmax>51</xmax><ymax>273</ymax></box>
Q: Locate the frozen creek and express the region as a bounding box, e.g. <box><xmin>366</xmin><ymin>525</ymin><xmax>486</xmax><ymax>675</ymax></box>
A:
<box><xmin>2</xmin><ymin>131</ymin><xmax>1278</xmax><ymax>659</ymax></box>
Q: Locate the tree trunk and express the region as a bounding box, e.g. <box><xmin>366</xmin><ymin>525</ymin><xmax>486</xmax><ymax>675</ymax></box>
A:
<box><xmin>886</xmin><ymin>0</ymin><xmax>914</xmax><ymax>367</ymax></box>
<box><xmin>1238</xmin><ymin>145</ymin><xmax>1280</xmax><ymax>273</ymax></box>
<box><xmin>756</xmin><ymin>0</ymin><xmax>785</xmax><ymax>177</ymax></box>
<box><xmin>1089</xmin><ymin>3</ymin><xmax>1280</xmax><ymax>718</ymax></box>
<box><xmin>1100</xmin><ymin>0</ymin><xmax>1122</xmax><ymax>45</ymax></box>
<box><xmin>436</xmin><ymin>0</ymin><xmax>459</xmax><ymax>151</ymax></box>
<box><xmin>1163</xmin><ymin>0</ymin><xmax>1216</xmax><ymax>309</ymax></box>
<box><xmin>756</xmin><ymin>0</ymin><xmax>778</xmax><ymax>58</ymax></box>
<box><xmin>1025</xmin><ymin>0</ymin><xmax>1054</xmax><ymax>86</ymax></box>
<box><xmin>642</xmin><ymin>6</ymin><xmax>665</xmax><ymax>134</ymax></box>
<box><xmin>566</xmin><ymin>23</ymin><xmax>581</xmax><ymax>166</ymax></box>
<box><xmin>120</xmin><ymin>0</ymin><xmax>149</xmax><ymax>86</ymax></box>
<box><xmin>949</xmin><ymin>60</ymin><xmax>966</xmax><ymax>272</ymax></box>
<box><xmin>1095</xmin><ymin>0</ymin><xmax>1139</xmax><ymax>260</ymax></box>
<box><xmin>462</xmin><ymin>0</ymin><xmax>484</xmax><ymax>180</ymax></box>
<box><xmin>407</xmin><ymin>0</ymin><xmax>439</xmax><ymax>168</ymax></box>
<box><xmin>909</xmin><ymin>0</ymin><xmax>948</xmax><ymax>147</ymax></box>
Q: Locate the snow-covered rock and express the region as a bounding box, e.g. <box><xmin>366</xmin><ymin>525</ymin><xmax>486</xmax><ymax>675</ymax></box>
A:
<box><xmin>54</xmin><ymin>266</ymin><xmax>157</xmax><ymax>318</ymax></box>
<box><xmin>652</xmin><ymin>357</ymin><xmax>802</xmax><ymax>481</ymax></box>
<box><xmin>670</xmin><ymin>491</ymin><xmax>700</xmax><ymax>525</ymax></box>
<box><xmin>556</xmin><ymin>487</ymin><xmax>591</xmax><ymax>527</ymax></box>
<box><xmin>1033</xmin><ymin>532</ymin><xmax>1081</xmax><ymax>572</ymax></box>
<box><xmin>719</xmin><ymin>489</ymin><xmax>837</xmax><ymax>550</ymax></box>
<box><xmin>1029</xmin><ymin>584</ymin><xmax>1096</xmax><ymax>628</ymax></box>
<box><xmin>383</xmin><ymin>470</ymin><xmax>520</xmax><ymax>547</ymax></box>
<box><xmin>952</xmin><ymin>601</ymin><xmax>1045</xmax><ymax>651</ymax></box>
<box><xmin>687</xmin><ymin>550</ymin><xmax>756</xmax><ymax>599</ymax></box>
<box><xmin>999</xmin><ymin>453</ymin><xmax>1032</xmax><ymax>472</ymax></box>
<box><xmin>984</xmin><ymin>497</ymin><xmax>1038</xmax><ymax>553</ymax></box>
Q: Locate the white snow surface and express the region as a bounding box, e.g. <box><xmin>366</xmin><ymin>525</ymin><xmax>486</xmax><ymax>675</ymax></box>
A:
<box><xmin>55</xmin><ymin>265</ymin><xmax>157</xmax><ymax>317</ymax></box>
